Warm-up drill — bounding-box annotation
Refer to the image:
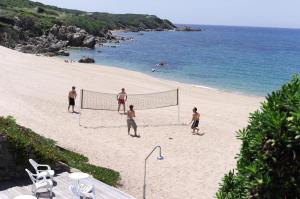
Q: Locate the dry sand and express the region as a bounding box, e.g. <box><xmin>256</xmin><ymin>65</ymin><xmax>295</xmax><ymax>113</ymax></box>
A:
<box><xmin>0</xmin><ymin>46</ymin><xmax>264</xmax><ymax>199</ymax></box>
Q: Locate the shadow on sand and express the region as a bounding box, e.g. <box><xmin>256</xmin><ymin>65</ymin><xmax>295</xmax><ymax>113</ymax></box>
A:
<box><xmin>193</xmin><ymin>132</ymin><xmax>205</xmax><ymax>136</ymax></box>
<box><xmin>0</xmin><ymin>177</ymin><xmax>31</xmax><ymax>191</ymax></box>
<box><xmin>129</xmin><ymin>134</ymin><xmax>141</xmax><ymax>138</ymax></box>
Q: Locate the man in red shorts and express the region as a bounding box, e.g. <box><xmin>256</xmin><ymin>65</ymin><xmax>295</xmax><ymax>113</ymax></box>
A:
<box><xmin>117</xmin><ymin>88</ymin><xmax>127</xmax><ymax>114</ymax></box>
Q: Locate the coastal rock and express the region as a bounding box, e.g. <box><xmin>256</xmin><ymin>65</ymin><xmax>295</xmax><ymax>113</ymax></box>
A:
<box><xmin>49</xmin><ymin>25</ymin><xmax>96</xmax><ymax>48</ymax></box>
<box><xmin>79</xmin><ymin>29</ymin><xmax>87</xmax><ymax>34</ymax></box>
<box><xmin>96</xmin><ymin>37</ymin><xmax>107</xmax><ymax>43</ymax></box>
<box><xmin>19</xmin><ymin>44</ymin><xmax>36</xmax><ymax>53</ymax></box>
<box><xmin>43</xmin><ymin>52</ymin><xmax>57</xmax><ymax>57</ymax></box>
<box><xmin>66</xmin><ymin>26</ymin><xmax>77</xmax><ymax>33</ymax></box>
<box><xmin>48</xmin><ymin>41</ymin><xmax>68</xmax><ymax>52</ymax></box>
<box><xmin>75</xmin><ymin>27</ymin><xmax>81</xmax><ymax>32</ymax></box>
<box><xmin>13</xmin><ymin>16</ymin><xmax>34</xmax><ymax>31</ymax></box>
<box><xmin>98</xmin><ymin>30</ymin><xmax>107</xmax><ymax>37</ymax></box>
<box><xmin>1</xmin><ymin>32</ymin><xmax>17</xmax><ymax>48</ymax></box>
<box><xmin>175</xmin><ymin>26</ymin><xmax>202</xmax><ymax>32</ymax></box>
<box><xmin>105</xmin><ymin>31</ymin><xmax>116</xmax><ymax>40</ymax></box>
<box><xmin>130</xmin><ymin>28</ymin><xmax>140</xmax><ymax>32</ymax></box>
<box><xmin>9</xmin><ymin>23</ymin><xmax>113</xmax><ymax>56</ymax></box>
<box><xmin>49</xmin><ymin>24</ymin><xmax>60</xmax><ymax>35</ymax></box>
<box><xmin>78</xmin><ymin>56</ymin><xmax>95</xmax><ymax>63</ymax></box>
<box><xmin>68</xmin><ymin>33</ymin><xmax>85</xmax><ymax>47</ymax></box>
<box><xmin>56</xmin><ymin>26</ymin><xmax>69</xmax><ymax>40</ymax></box>
<box><xmin>155</xmin><ymin>28</ymin><xmax>164</xmax><ymax>31</ymax></box>
<box><xmin>82</xmin><ymin>35</ymin><xmax>96</xmax><ymax>48</ymax></box>
<box><xmin>57</xmin><ymin>50</ymin><xmax>70</xmax><ymax>56</ymax></box>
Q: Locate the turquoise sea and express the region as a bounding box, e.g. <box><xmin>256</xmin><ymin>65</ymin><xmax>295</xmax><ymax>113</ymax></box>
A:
<box><xmin>68</xmin><ymin>25</ymin><xmax>300</xmax><ymax>96</ymax></box>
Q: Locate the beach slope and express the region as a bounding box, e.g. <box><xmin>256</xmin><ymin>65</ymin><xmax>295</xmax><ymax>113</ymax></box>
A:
<box><xmin>0</xmin><ymin>46</ymin><xmax>263</xmax><ymax>199</ymax></box>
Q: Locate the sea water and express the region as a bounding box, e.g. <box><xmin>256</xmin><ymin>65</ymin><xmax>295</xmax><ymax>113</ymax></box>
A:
<box><xmin>68</xmin><ymin>25</ymin><xmax>300</xmax><ymax>96</ymax></box>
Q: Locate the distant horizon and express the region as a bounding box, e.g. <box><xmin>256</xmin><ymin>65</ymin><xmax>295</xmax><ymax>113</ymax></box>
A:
<box><xmin>176</xmin><ymin>23</ymin><xmax>300</xmax><ymax>30</ymax></box>
<box><xmin>32</xmin><ymin>0</ymin><xmax>300</xmax><ymax>29</ymax></box>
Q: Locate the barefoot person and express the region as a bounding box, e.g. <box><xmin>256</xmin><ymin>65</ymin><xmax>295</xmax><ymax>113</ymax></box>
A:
<box><xmin>190</xmin><ymin>107</ymin><xmax>200</xmax><ymax>134</ymax></box>
<box><xmin>68</xmin><ymin>86</ymin><xmax>77</xmax><ymax>113</ymax></box>
<box><xmin>127</xmin><ymin>105</ymin><xmax>139</xmax><ymax>137</ymax></box>
<box><xmin>117</xmin><ymin>88</ymin><xmax>127</xmax><ymax>114</ymax></box>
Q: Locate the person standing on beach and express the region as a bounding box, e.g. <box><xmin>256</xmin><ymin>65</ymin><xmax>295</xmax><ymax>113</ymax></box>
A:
<box><xmin>127</xmin><ymin>105</ymin><xmax>139</xmax><ymax>137</ymax></box>
<box><xmin>68</xmin><ymin>86</ymin><xmax>77</xmax><ymax>113</ymax></box>
<box><xmin>117</xmin><ymin>88</ymin><xmax>127</xmax><ymax>114</ymax></box>
<box><xmin>190</xmin><ymin>107</ymin><xmax>200</xmax><ymax>134</ymax></box>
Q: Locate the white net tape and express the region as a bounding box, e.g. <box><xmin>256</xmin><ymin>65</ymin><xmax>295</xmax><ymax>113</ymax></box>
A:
<box><xmin>79</xmin><ymin>89</ymin><xmax>181</xmax><ymax>128</ymax></box>
<box><xmin>81</xmin><ymin>89</ymin><xmax>178</xmax><ymax>110</ymax></box>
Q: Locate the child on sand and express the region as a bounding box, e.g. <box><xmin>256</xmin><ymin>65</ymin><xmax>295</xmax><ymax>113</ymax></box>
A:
<box><xmin>127</xmin><ymin>105</ymin><xmax>139</xmax><ymax>137</ymax></box>
<box><xmin>190</xmin><ymin>107</ymin><xmax>200</xmax><ymax>134</ymax></box>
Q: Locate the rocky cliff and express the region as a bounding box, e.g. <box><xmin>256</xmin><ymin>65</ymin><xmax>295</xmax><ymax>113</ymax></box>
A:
<box><xmin>0</xmin><ymin>0</ymin><xmax>176</xmax><ymax>55</ymax></box>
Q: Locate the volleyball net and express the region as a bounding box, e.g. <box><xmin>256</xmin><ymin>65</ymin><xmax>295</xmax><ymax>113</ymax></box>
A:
<box><xmin>79</xmin><ymin>89</ymin><xmax>181</xmax><ymax>128</ymax></box>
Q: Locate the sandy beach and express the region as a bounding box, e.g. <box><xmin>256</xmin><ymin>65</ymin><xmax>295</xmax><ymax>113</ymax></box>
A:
<box><xmin>0</xmin><ymin>46</ymin><xmax>263</xmax><ymax>199</ymax></box>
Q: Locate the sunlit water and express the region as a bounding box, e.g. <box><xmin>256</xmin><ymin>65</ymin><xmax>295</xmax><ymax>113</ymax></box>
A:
<box><xmin>67</xmin><ymin>25</ymin><xmax>300</xmax><ymax>96</ymax></box>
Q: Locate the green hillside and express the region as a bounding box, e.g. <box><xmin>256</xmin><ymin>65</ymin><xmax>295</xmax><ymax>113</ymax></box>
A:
<box><xmin>0</xmin><ymin>0</ymin><xmax>175</xmax><ymax>36</ymax></box>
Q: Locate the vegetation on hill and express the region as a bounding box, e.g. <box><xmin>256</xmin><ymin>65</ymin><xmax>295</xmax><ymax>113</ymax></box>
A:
<box><xmin>0</xmin><ymin>116</ymin><xmax>120</xmax><ymax>186</ymax></box>
<box><xmin>0</xmin><ymin>0</ymin><xmax>175</xmax><ymax>37</ymax></box>
<box><xmin>0</xmin><ymin>0</ymin><xmax>176</xmax><ymax>54</ymax></box>
<box><xmin>216</xmin><ymin>76</ymin><xmax>300</xmax><ymax>199</ymax></box>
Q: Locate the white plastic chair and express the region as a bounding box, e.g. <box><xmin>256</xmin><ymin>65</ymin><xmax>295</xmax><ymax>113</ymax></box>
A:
<box><xmin>69</xmin><ymin>183</ymin><xmax>96</xmax><ymax>199</ymax></box>
<box><xmin>29</xmin><ymin>159</ymin><xmax>55</xmax><ymax>181</ymax></box>
<box><xmin>25</xmin><ymin>169</ymin><xmax>53</xmax><ymax>197</ymax></box>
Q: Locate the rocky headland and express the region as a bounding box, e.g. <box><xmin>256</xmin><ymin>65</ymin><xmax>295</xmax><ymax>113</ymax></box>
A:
<box><xmin>175</xmin><ymin>26</ymin><xmax>202</xmax><ymax>32</ymax></box>
<box><xmin>0</xmin><ymin>0</ymin><xmax>176</xmax><ymax>57</ymax></box>
<box><xmin>12</xmin><ymin>23</ymin><xmax>123</xmax><ymax>56</ymax></box>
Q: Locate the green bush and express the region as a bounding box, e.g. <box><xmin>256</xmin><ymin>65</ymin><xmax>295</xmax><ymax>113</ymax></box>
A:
<box><xmin>62</xmin><ymin>15</ymin><xmax>106</xmax><ymax>35</ymax></box>
<box><xmin>0</xmin><ymin>116</ymin><xmax>120</xmax><ymax>186</ymax></box>
<box><xmin>216</xmin><ymin>76</ymin><xmax>300</xmax><ymax>199</ymax></box>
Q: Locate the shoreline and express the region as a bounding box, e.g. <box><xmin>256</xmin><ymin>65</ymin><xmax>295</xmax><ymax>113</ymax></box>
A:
<box><xmin>0</xmin><ymin>46</ymin><xmax>263</xmax><ymax>199</ymax></box>
<box><xmin>60</xmin><ymin>53</ymin><xmax>265</xmax><ymax>98</ymax></box>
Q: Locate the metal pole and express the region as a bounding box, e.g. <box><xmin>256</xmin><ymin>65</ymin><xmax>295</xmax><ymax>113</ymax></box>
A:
<box><xmin>79</xmin><ymin>112</ymin><xmax>81</xmax><ymax>127</ymax></box>
<box><xmin>177</xmin><ymin>88</ymin><xmax>180</xmax><ymax>124</ymax></box>
<box><xmin>143</xmin><ymin>159</ymin><xmax>147</xmax><ymax>199</ymax></box>
<box><xmin>79</xmin><ymin>89</ymin><xmax>83</xmax><ymax>127</ymax></box>
<box><xmin>80</xmin><ymin>89</ymin><xmax>84</xmax><ymax>109</ymax></box>
<box><xmin>143</xmin><ymin>146</ymin><xmax>162</xmax><ymax>199</ymax></box>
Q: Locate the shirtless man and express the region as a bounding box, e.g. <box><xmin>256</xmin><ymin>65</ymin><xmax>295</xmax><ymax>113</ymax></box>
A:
<box><xmin>117</xmin><ymin>88</ymin><xmax>127</xmax><ymax>114</ymax></box>
<box><xmin>68</xmin><ymin>86</ymin><xmax>77</xmax><ymax>113</ymax></box>
<box><xmin>190</xmin><ymin>107</ymin><xmax>200</xmax><ymax>134</ymax></box>
<box><xmin>127</xmin><ymin>105</ymin><xmax>139</xmax><ymax>137</ymax></box>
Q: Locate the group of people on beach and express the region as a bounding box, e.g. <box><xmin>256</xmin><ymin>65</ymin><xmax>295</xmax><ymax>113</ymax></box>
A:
<box><xmin>67</xmin><ymin>86</ymin><xmax>201</xmax><ymax>137</ymax></box>
<box><xmin>68</xmin><ymin>87</ymin><xmax>139</xmax><ymax>137</ymax></box>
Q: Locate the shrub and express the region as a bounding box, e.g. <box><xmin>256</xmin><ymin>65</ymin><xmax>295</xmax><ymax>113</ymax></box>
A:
<box><xmin>61</xmin><ymin>15</ymin><xmax>106</xmax><ymax>35</ymax></box>
<box><xmin>216</xmin><ymin>76</ymin><xmax>300</xmax><ymax>199</ymax></box>
<box><xmin>0</xmin><ymin>116</ymin><xmax>120</xmax><ymax>186</ymax></box>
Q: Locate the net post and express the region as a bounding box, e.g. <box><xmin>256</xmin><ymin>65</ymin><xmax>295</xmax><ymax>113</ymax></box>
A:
<box><xmin>80</xmin><ymin>89</ymin><xmax>83</xmax><ymax>109</ymax></box>
<box><xmin>177</xmin><ymin>88</ymin><xmax>180</xmax><ymax>124</ymax></box>
<box><xmin>79</xmin><ymin>89</ymin><xmax>83</xmax><ymax>126</ymax></box>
